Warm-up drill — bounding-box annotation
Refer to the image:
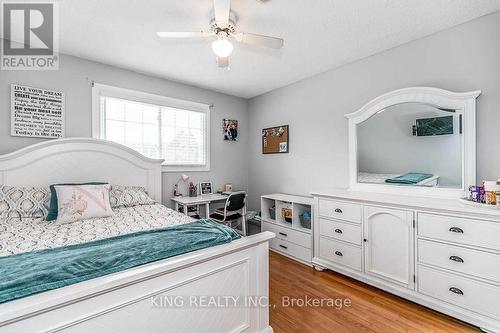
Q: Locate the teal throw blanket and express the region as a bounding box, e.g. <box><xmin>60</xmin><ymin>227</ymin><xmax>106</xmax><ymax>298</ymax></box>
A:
<box><xmin>0</xmin><ymin>219</ymin><xmax>240</xmax><ymax>304</ymax></box>
<box><xmin>385</xmin><ymin>172</ymin><xmax>433</xmax><ymax>184</ymax></box>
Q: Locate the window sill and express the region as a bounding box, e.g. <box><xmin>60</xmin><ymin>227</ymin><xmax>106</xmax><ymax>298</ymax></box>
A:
<box><xmin>162</xmin><ymin>165</ymin><xmax>210</xmax><ymax>173</ymax></box>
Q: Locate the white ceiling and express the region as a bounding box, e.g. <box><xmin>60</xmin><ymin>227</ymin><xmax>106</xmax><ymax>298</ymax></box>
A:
<box><xmin>59</xmin><ymin>0</ymin><xmax>500</xmax><ymax>98</ymax></box>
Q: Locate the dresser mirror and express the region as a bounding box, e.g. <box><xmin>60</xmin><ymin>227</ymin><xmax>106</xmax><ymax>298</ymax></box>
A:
<box><xmin>346</xmin><ymin>87</ymin><xmax>481</xmax><ymax>196</ymax></box>
<box><xmin>357</xmin><ymin>102</ymin><xmax>462</xmax><ymax>188</ymax></box>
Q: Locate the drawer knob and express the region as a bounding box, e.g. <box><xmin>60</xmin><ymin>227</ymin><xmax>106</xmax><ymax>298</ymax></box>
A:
<box><xmin>334</xmin><ymin>228</ymin><xmax>343</xmax><ymax>234</ymax></box>
<box><xmin>449</xmin><ymin>255</ymin><xmax>464</xmax><ymax>263</ymax></box>
<box><xmin>334</xmin><ymin>250</ymin><xmax>343</xmax><ymax>257</ymax></box>
<box><xmin>449</xmin><ymin>227</ymin><xmax>464</xmax><ymax>234</ymax></box>
<box><xmin>279</xmin><ymin>244</ymin><xmax>288</xmax><ymax>250</ymax></box>
<box><xmin>449</xmin><ymin>287</ymin><xmax>464</xmax><ymax>295</ymax></box>
<box><xmin>279</xmin><ymin>232</ymin><xmax>288</xmax><ymax>237</ymax></box>
<box><xmin>334</xmin><ymin>208</ymin><xmax>343</xmax><ymax>214</ymax></box>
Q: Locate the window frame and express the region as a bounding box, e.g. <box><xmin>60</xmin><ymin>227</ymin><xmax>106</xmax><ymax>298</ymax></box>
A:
<box><xmin>92</xmin><ymin>83</ymin><xmax>210</xmax><ymax>172</ymax></box>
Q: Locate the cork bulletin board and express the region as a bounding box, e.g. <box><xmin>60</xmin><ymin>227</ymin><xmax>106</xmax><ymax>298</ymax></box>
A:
<box><xmin>262</xmin><ymin>125</ymin><xmax>289</xmax><ymax>154</ymax></box>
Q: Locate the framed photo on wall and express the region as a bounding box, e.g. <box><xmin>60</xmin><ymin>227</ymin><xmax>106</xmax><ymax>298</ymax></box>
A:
<box><xmin>223</xmin><ymin>119</ymin><xmax>238</xmax><ymax>141</ymax></box>
<box><xmin>262</xmin><ymin>125</ymin><xmax>289</xmax><ymax>154</ymax></box>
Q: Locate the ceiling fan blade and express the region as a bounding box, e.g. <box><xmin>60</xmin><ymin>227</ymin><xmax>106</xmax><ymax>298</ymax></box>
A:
<box><xmin>233</xmin><ymin>32</ymin><xmax>284</xmax><ymax>49</ymax></box>
<box><xmin>213</xmin><ymin>0</ymin><xmax>230</xmax><ymax>25</ymax></box>
<box><xmin>217</xmin><ymin>56</ymin><xmax>229</xmax><ymax>68</ymax></box>
<box><xmin>156</xmin><ymin>31</ymin><xmax>212</xmax><ymax>38</ymax></box>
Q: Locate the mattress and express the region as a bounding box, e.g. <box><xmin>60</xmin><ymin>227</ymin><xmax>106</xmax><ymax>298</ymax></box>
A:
<box><xmin>0</xmin><ymin>203</ymin><xmax>194</xmax><ymax>257</ymax></box>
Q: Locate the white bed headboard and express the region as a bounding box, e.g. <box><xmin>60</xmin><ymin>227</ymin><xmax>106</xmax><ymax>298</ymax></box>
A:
<box><xmin>0</xmin><ymin>138</ymin><xmax>164</xmax><ymax>202</ymax></box>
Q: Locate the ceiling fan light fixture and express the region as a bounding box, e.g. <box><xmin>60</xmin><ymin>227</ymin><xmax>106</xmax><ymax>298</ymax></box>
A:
<box><xmin>212</xmin><ymin>38</ymin><xmax>233</xmax><ymax>58</ymax></box>
<box><xmin>156</xmin><ymin>0</ymin><xmax>284</xmax><ymax>68</ymax></box>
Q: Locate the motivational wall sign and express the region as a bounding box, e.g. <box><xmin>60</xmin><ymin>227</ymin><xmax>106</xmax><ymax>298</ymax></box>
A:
<box><xmin>11</xmin><ymin>84</ymin><xmax>65</xmax><ymax>138</ymax></box>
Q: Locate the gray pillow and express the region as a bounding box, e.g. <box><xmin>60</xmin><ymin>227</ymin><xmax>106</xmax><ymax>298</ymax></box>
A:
<box><xmin>0</xmin><ymin>186</ymin><xmax>50</xmax><ymax>219</ymax></box>
<box><xmin>109</xmin><ymin>185</ymin><xmax>155</xmax><ymax>208</ymax></box>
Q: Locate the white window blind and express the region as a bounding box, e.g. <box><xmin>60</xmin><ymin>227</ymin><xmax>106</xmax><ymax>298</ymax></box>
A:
<box><xmin>93</xmin><ymin>84</ymin><xmax>210</xmax><ymax>171</ymax></box>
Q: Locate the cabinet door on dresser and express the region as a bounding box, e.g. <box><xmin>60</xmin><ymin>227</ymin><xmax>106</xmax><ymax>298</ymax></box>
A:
<box><xmin>364</xmin><ymin>206</ymin><xmax>414</xmax><ymax>288</ymax></box>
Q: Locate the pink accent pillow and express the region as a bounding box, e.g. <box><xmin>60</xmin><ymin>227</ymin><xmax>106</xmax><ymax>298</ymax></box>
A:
<box><xmin>54</xmin><ymin>184</ymin><xmax>114</xmax><ymax>223</ymax></box>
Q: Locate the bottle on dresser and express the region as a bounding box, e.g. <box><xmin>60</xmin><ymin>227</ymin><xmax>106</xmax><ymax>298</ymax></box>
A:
<box><xmin>496</xmin><ymin>180</ymin><xmax>500</xmax><ymax>206</ymax></box>
<box><xmin>484</xmin><ymin>180</ymin><xmax>499</xmax><ymax>205</ymax></box>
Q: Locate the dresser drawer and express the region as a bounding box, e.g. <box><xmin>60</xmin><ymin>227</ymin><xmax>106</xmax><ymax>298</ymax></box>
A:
<box><xmin>418</xmin><ymin>239</ymin><xmax>500</xmax><ymax>283</ymax></box>
<box><xmin>319</xmin><ymin>236</ymin><xmax>362</xmax><ymax>271</ymax></box>
<box><xmin>418</xmin><ymin>265</ymin><xmax>500</xmax><ymax>319</ymax></box>
<box><xmin>270</xmin><ymin>238</ymin><xmax>311</xmax><ymax>263</ymax></box>
<box><xmin>319</xmin><ymin>218</ymin><xmax>361</xmax><ymax>245</ymax></box>
<box><xmin>418</xmin><ymin>213</ymin><xmax>500</xmax><ymax>251</ymax></box>
<box><xmin>318</xmin><ymin>199</ymin><xmax>362</xmax><ymax>223</ymax></box>
<box><xmin>262</xmin><ymin>221</ymin><xmax>311</xmax><ymax>249</ymax></box>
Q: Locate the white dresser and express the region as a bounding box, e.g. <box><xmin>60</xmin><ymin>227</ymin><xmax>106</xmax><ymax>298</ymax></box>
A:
<box><xmin>261</xmin><ymin>194</ymin><xmax>313</xmax><ymax>265</ymax></box>
<box><xmin>312</xmin><ymin>190</ymin><xmax>500</xmax><ymax>333</ymax></box>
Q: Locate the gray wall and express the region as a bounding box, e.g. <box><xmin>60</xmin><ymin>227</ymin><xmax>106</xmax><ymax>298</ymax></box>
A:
<box><xmin>2</xmin><ymin>11</ymin><xmax>500</xmax><ymax>212</ymax></box>
<box><xmin>357</xmin><ymin>103</ymin><xmax>462</xmax><ymax>187</ymax></box>
<box><xmin>0</xmin><ymin>53</ymin><xmax>249</xmax><ymax>208</ymax></box>
<box><xmin>247</xmin><ymin>11</ymin><xmax>500</xmax><ymax>210</ymax></box>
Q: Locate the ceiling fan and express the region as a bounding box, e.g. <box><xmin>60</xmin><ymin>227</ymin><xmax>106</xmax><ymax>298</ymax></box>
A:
<box><xmin>156</xmin><ymin>0</ymin><xmax>284</xmax><ymax>68</ymax></box>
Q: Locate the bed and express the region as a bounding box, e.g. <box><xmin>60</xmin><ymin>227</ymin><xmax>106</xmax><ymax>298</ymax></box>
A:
<box><xmin>0</xmin><ymin>138</ymin><xmax>274</xmax><ymax>333</ymax></box>
<box><xmin>358</xmin><ymin>172</ymin><xmax>440</xmax><ymax>187</ymax></box>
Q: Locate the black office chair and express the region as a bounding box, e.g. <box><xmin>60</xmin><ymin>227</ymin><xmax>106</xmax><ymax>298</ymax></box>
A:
<box><xmin>209</xmin><ymin>191</ymin><xmax>247</xmax><ymax>236</ymax></box>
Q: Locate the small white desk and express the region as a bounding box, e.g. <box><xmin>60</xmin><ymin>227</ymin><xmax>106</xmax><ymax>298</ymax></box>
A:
<box><xmin>171</xmin><ymin>194</ymin><xmax>228</xmax><ymax>218</ymax></box>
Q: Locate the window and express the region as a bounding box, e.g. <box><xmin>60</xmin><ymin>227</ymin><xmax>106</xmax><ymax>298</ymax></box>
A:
<box><xmin>92</xmin><ymin>84</ymin><xmax>210</xmax><ymax>172</ymax></box>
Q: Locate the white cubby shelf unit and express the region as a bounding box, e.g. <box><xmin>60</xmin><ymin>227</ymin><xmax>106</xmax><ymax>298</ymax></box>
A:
<box><xmin>261</xmin><ymin>194</ymin><xmax>313</xmax><ymax>234</ymax></box>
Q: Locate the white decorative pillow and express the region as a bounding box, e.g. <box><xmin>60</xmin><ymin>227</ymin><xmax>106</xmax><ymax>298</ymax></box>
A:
<box><xmin>0</xmin><ymin>186</ymin><xmax>50</xmax><ymax>219</ymax></box>
<box><xmin>55</xmin><ymin>184</ymin><xmax>114</xmax><ymax>223</ymax></box>
<box><xmin>109</xmin><ymin>185</ymin><xmax>155</xmax><ymax>208</ymax></box>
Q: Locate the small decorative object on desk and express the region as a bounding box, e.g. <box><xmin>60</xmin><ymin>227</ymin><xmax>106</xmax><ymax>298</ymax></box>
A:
<box><xmin>199</xmin><ymin>181</ymin><xmax>212</xmax><ymax>195</ymax></box>
<box><xmin>282</xmin><ymin>207</ymin><xmax>292</xmax><ymax>223</ymax></box>
<box><xmin>299</xmin><ymin>210</ymin><xmax>312</xmax><ymax>229</ymax></box>
<box><xmin>225</xmin><ymin>183</ymin><xmax>233</xmax><ymax>192</ymax></box>
<box><xmin>188</xmin><ymin>182</ymin><xmax>198</xmax><ymax>197</ymax></box>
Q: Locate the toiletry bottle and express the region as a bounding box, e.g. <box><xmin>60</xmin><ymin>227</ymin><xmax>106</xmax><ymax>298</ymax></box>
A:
<box><xmin>484</xmin><ymin>181</ymin><xmax>497</xmax><ymax>205</ymax></box>
<box><xmin>496</xmin><ymin>180</ymin><xmax>500</xmax><ymax>206</ymax></box>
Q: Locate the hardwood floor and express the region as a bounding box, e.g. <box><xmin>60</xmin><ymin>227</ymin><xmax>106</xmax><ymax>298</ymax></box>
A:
<box><xmin>268</xmin><ymin>251</ymin><xmax>479</xmax><ymax>333</ymax></box>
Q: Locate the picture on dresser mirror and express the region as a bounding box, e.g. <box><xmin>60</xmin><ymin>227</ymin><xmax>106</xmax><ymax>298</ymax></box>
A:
<box><xmin>357</xmin><ymin>103</ymin><xmax>462</xmax><ymax>188</ymax></box>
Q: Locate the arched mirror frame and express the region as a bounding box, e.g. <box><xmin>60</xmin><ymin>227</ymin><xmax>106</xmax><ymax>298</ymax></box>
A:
<box><xmin>345</xmin><ymin>87</ymin><xmax>481</xmax><ymax>197</ymax></box>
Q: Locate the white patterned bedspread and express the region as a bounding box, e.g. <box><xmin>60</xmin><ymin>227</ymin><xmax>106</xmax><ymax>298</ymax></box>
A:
<box><xmin>0</xmin><ymin>204</ymin><xmax>194</xmax><ymax>257</ymax></box>
<box><xmin>358</xmin><ymin>172</ymin><xmax>400</xmax><ymax>184</ymax></box>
